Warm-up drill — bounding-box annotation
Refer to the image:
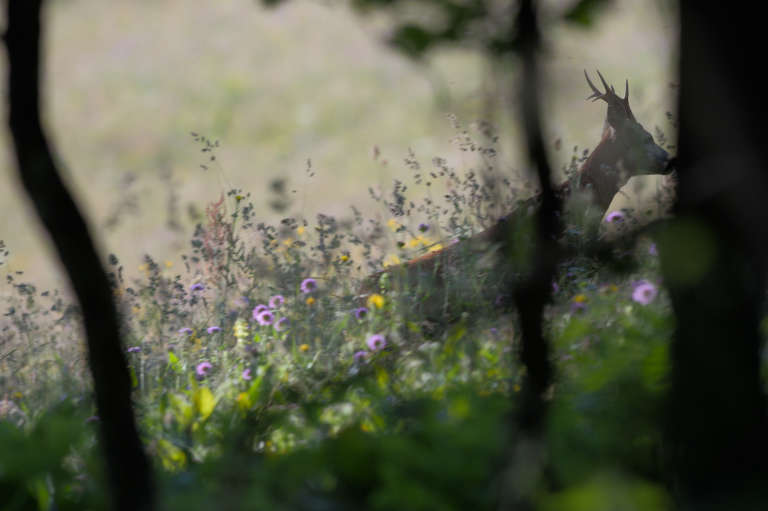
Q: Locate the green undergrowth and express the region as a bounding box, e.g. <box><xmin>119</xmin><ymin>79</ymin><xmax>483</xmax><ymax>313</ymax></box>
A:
<box><xmin>1</xmin><ymin>125</ymin><xmax>680</xmax><ymax>510</ymax></box>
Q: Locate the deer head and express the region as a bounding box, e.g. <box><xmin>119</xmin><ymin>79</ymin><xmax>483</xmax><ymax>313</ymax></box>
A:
<box><xmin>577</xmin><ymin>70</ymin><xmax>670</xmax><ymax>211</ymax></box>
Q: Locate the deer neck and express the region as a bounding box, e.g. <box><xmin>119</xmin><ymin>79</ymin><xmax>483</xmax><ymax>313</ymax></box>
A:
<box><xmin>576</xmin><ymin>125</ymin><xmax>626</xmax><ymax>211</ymax></box>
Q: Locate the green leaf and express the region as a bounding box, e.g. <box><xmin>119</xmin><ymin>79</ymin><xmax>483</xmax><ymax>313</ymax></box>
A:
<box><xmin>564</xmin><ymin>0</ymin><xmax>614</xmax><ymax>27</ymax></box>
<box><xmin>193</xmin><ymin>386</ymin><xmax>217</xmax><ymax>420</ymax></box>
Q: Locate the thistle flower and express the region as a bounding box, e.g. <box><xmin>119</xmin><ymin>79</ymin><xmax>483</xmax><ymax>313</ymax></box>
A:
<box><xmin>252</xmin><ymin>304</ymin><xmax>268</xmax><ymax>320</ymax></box>
<box><xmin>353</xmin><ymin>351</ymin><xmax>368</xmax><ymax>363</ymax></box>
<box><xmin>632</xmin><ymin>280</ymin><xmax>658</xmax><ymax>305</ymax></box>
<box><xmin>354</xmin><ymin>307</ymin><xmax>369</xmax><ymax>320</ymax></box>
<box><xmin>196</xmin><ymin>361</ymin><xmax>212</xmax><ymax>377</ymax></box>
<box><xmin>605</xmin><ymin>211</ymin><xmax>625</xmax><ymax>223</ymax></box>
<box><xmin>257</xmin><ymin>310</ymin><xmax>275</xmax><ymax>326</ymax></box>
<box><xmin>179</xmin><ymin>327</ymin><xmax>193</xmax><ymax>336</ymax></box>
<box><xmin>242</xmin><ymin>368</ymin><xmax>252</xmax><ymax>381</ymax></box>
<box><xmin>206</xmin><ymin>326</ymin><xmax>221</xmax><ymax>334</ymax></box>
<box><xmin>190</xmin><ymin>283</ymin><xmax>205</xmax><ymax>292</ymax></box>
<box><xmin>367</xmin><ymin>334</ymin><xmax>386</xmax><ymax>351</ymax></box>
<box><xmin>274</xmin><ymin>317</ymin><xmax>289</xmax><ymax>332</ymax></box>
<box><xmin>300</xmin><ymin>278</ymin><xmax>318</xmax><ymax>294</ymax></box>
<box><xmin>268</xmin><ymin>295</ymin><xmax>285</xmax><ymax>309</ymax></box>
<box><xmin>418</xmin><ymin>222</ymin><xmax>429</xmax><ymax>232</ymax></box>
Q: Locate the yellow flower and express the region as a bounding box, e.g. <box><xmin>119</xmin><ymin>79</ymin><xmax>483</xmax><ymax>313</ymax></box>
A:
<box><xmin>296</xmin><ymin>225</ymin><xmax>305</xmax><ymax>236</ymax></box>
<box><xmin>427</xmin><ymin>243</ymin><xmax>443</xmax><ymax>253</ymax></box>
<box><xmin>367</xmin><ymin>293</ymin><xmax>385</xmax><ymax>309</ymax></box>
<box><xmin>233</xmin><ymin>319</ymin><xmax>249</xmax><ymax>340</ymax></box>
<box><xmin>235</xmin><ymin>194</ymin><xmax>244</xmax><ymax>202</ymax></box>
<box><xmin>387</xmin><ymin>218</ymin><xmax>401</xmax><ymax>232</ymax></box>
<box><xmin>572</xmin><ymin>294</ymin><xmax>588</xmax><ymax>303</ymax></box>
<box><xmin>340</xmin><ymin>254</ymin><xmax>349</xmax><ymax>262</ymax></box>
<box><xmin>164</xmin><ymin>260</ymin><xmax>173</xmax><ymax>268</ymax></box>
<box><xmin>236</xmin><ymin>392</ymin><xmax>252</xmax><ymax>411</ymax></box>
<box><xmin>306</xmin><ymin>297</ymin><xmax>316</xmax><ymax>306</ymax></box>
<box><xmin>382</xmin><ymin>254</ymin><xmax>401</xmax><ymax>267</ymax></box>
<box><xmin>299</xmin><ymin>343</ymin><xmax>310</xmax><ymax>352</ymax></box>
<box><xmin>283</xmin><ymin>238</ymin><xmax>293</xmax><ymax>246</ymax></box>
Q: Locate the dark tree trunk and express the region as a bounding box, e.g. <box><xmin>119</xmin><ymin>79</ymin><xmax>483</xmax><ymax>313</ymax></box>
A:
<box><xmin>662</xmin><ymin>1</ymin><xmax>768</xmax><ymax>507</ymax></box>
<box><xmin>3</xmin><ymin>2</ymin><xmax>155</xmax><ymax>510</ymax></box>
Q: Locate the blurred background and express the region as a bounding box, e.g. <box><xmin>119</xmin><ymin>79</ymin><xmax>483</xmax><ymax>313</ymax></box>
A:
<box><xmin>0</xmin><ymin>0</ymin><xmax>677</xmax><ymax>290</ymax></box>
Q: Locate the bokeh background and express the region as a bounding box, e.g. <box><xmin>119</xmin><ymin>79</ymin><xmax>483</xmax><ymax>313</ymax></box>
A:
<box><xmin>0</xmin><ymin>0</ymin><xmax>677</xmax><ymax>290</ymax></box>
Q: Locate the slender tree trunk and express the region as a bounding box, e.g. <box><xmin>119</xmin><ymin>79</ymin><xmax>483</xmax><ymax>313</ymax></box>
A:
<box><xmin>662</xmin><ymin>2</ymin><xmax>768</xmax><ymax>507</ymax></box>
<box><xmin>3</xmin><ymin>2</ymin><xmax>155</xmax><ymax>510</ymax></box>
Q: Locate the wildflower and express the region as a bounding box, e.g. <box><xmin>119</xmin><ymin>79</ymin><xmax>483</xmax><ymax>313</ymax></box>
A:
<box><xmin>354</xmin><ymin>307</ymin><xmax>369</xmax><ymax>320</ymax></box>
<box><xmin>367</xmin><ymin>293</ymin><xmax>385</xmax><ymax>309</ymax></box>
<box><xmin>632</xmin><ymin>280</ymin><xmax>658</xmax><ymax>305</ymax></box>
<box><xmin>383</xmin><ymin>254</ymin><xmax>401</xmax><ymax>267</ymax></box>
<box><xmin>252</xmin><ymin>304</ymin><xmax>268</xmax><ymax>320</ymax></box>
<box><xmin>354</xmin><ymin>350</ymin><xmax>368</xmax><ymax>363</ymax></box>
<box><xmin>572</xmin><ymin>294</ymin><xmax>588</xmax><ymax>303</ymax></box>
<box><xmin>296</xmin><ymin>225</ymin><xmax>305</xmax><ymax>236</ymax></box>
<box><xmin>190</xmin><ymin>283</ymin><xmax>205</xmax><ymax>292</ymax></box>
<box><xmin>489</xmin><ymin>327</ymin><xmax>500</xmax><ymax>339</ymax></box>
<box><xmin>649</xmin><ymin>243</ymin><xmax>658</xmax><ymax>256</ymax></box>
<box><xmin>299</xmin><ymin>344</ymin><xmax>310</xmax><ymax>352</ymax></box>
<box><xmin>605</xmin><ymin>211</ymin><xmax>625</xmax><ymax>223</ymax></box>
<box><xmin>306</xmin><ymin>297</ymin><xmax>316</xmax><ymax>306</ymax></box>
<box><xmin>268</xmin><ymin>295</ymin><xmax>285</xmax><ymax>309</ymax></box>
<box><xmin>340</xmin><ymin>254</ymin><xmax>350</xmax><ymax>262</ymax></box>
<box><xmin>274</xmin><ymin>317</ymin><xmax>289</xmax><ymax>332</ymax></box>
<box><xmin>257</xmin><ymin>310</ymin><xmax>275</xmax><ymax>326</ymax></box>
<box><xmin>552</xmin><ymin>282</ymin><xmax>559</xmax><ymax>294</ymax></box>
<box><xmin>179</xmin><ymin>327</ymin><xmax>193</xmax><ymax>336</ymax></box>
<box><xmin>127</xmin><ymin>346</ymin><xmax>141</xmax><ymax>353</ymax></box>
<box><xmin>196</xmin><ymin>361</ymin><xmax>212</xmax><ymax>377</ymax></box>
<box><xmin>387</xmin><ymin>218</ymin><xmax>401</xmax><ymax>232</ymax></box>
<box><xmin>207</xmin><ymin>326</ymin><xmax>221</xmax><ymax>334</ymax></box>
<box><xmin>300</xmin><ymin>278</ymin><xmax>318</xmax><ymax>293</ymax></box>
<box><xmin>418</xmin><ymin>222</ymin><xmax>429</xmax><ymax>232</ymax></box>
<box><xmin>367</xmin><ymin>334</ymin><xmax>386</xmax><ymax>351</ymax></box>
<box><xmin>427</xmin><ymin>243</ymin><xmax>443</xmax><ymax>253</ymax></box>
<box><xmin>242</xmin><ymin>368</ymin><xmax>252</xmax><ymax>381</ymax></box>
<box><xmin>571</xmin><ymin>301</ymin><xmax>587</xmax><ymax>313</ymax></box>
<box><xmin>164</xmin><ymin>260</ymin><xmax>173</xmax><ymax>268</ymax></box>
<box><xmin>233</xmin><ymin>319</ymin><xmax>249</xmax><ymax>340</ymax></box>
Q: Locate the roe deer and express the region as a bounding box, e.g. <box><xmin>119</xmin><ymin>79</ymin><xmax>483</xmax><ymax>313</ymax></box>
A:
<box><xmin>359</xmin><ymin>71</ymin><xmax>672</xmax><ymax>326</ymax></box>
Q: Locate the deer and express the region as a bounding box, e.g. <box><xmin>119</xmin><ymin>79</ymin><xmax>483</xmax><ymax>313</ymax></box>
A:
<box><xmin>358</xmin><ymin>71</ymin><xmax>673</xmax><ymax>327</ymax></box>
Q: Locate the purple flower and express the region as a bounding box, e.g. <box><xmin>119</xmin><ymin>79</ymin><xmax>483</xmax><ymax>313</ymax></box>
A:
<box><xmin>127</xmin><ymin>346</ymin><xmax>141</xmax><ymax>353</ymax></box>
<box><xmin>366</xmin><ymin>334</ymin><xmax>386</xmax><ymax>351</ymax></box>
<box><xmin>268</xmin><ymin>294</ymin><xmax>285</xmax><ymax>309</ymax></box>
<box><xmin>570</xmin><ymin>302</ymin><xmax>587</xmax><ymax>313</ymax></box>
<box><xmin>196</xmin><ymin>361</ymin><xmax>212</xmax><ymax>377</ymax></box>
<box><xmin>605</xmin><ymin>211</ymin><xmax>625</xmax><ymax>223</ymax></box>
<box><xmin>418</xmin><ymin>222</ymin><xmax>429</xmax><ymax>232</ymax></box>
<box><xmin>190</xmin><ymin>283</ymin><xmax>205</xmax><ymax>292</ymax></box>
<box><xmin>300</xmin><ymin>278</ymin><xmax>318</xmax><ymax>294</ymax></box>
<box><xmin>252</xmin><ymin>304</ymin><xmax>268</xmax><ymax>320</ymax></box>
<box><xmin>354</xmin><ymin>307</ymin><xmax>369</xmax><ymax>320</ymax></box>
<box><xmin>552</xmin><ymin>281</ymin><xmax>559</xmax><ymax>294</ymax></box>
<box><xmin>257</xmin><ymin>310</ymin><xmax>275</xmax><ymax>326</ymax></box>
<box><xmin>179</xmin><ymin>327</ymin><xmax>193</xmax><ymax>336</ymax></box>
<box><xmin>489</xmin><ymin>327</ymin><xmax>500</xmax><ymax>339</ymax></box>
<box><xmin>354</xmin><ymin>350</ymin><xmax>368</xmax><ymax>363</ymax></box>
<box><xmin>274</xmin><ymin>316</ymin><xmax>289</xmax><ymax>332</ymax></box>
<box><xmin>649</xmin><ymin>243</ymin><xmax>658</xmax><ymax>256</ymax></box>
<box><xmin>632</xmin><ymin>280</ymin><xmax>658</xmax><ymax>305</ymax></box>
<box><xmin>207</xmin><ymin>326</ymin><xmax>221</xmax><ymax>334</ymax></box>
<box><xmin>242</xmin><ymin>368</ymin><xmax>252</xmax><ymax>381</ymax></box>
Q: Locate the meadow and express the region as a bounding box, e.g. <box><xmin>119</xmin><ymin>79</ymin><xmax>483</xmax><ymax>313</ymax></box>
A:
<box><xmin>1</xmin><ymin>117</ymin><xmax>681</xmax><ymax>509</ymax></box>
<box><xmin>0</xmin><ymin>1</ymin><xmax>687</xmax><ymax>509</ymax></box>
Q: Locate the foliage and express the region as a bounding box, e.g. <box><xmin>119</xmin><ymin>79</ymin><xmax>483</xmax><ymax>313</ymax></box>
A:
<box><xmin>0</xmin><ymin>122</ymin><xmax>693</xmax><ymax>509</ymax></box>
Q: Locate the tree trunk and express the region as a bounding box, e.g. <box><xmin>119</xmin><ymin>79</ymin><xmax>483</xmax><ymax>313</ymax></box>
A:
<box><xmin>3</xmin><ymin>2</ymin><xmax>155</xmax><ymax>510</ymax></box>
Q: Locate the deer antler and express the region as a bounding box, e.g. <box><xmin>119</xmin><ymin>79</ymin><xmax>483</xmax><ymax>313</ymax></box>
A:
<box><xmin>584</xmin><ymin>70</ymin><xmax>635</xmax><ymax>122</ymax></box>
